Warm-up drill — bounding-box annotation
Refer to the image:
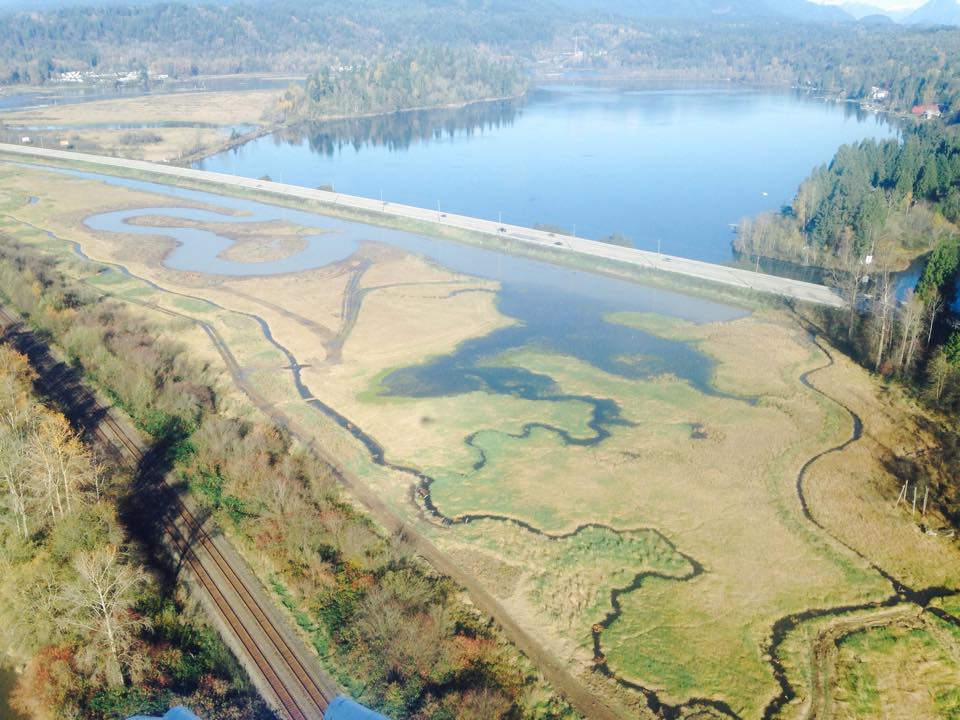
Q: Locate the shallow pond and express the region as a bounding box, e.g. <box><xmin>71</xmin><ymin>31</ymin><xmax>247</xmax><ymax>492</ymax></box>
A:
<box><xmin>72</xmin><ymin>167</ymin><xmax>746</xmax><ymax>396</ymax></box>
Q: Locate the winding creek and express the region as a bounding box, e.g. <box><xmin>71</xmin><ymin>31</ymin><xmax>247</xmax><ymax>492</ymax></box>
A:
<box><xmin>21</xmin><ymin>164</ymin><xmax>960</xmax><ymax>719</ymax></box>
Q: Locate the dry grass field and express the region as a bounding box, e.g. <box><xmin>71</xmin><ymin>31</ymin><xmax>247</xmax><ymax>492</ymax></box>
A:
<box><xmin>3</xmin><ymin>90</ymin><xmax>279</xmax><ymax>127</ymax></box>
<box><xmin>1</xmin><ymin>89</ymin><xmax>281</xmax><ymax>161</ymax></box>
<box><xmin>2</xmin><ymin>160</ymin><xmax>959</xmax><ymax>719</ymax></box>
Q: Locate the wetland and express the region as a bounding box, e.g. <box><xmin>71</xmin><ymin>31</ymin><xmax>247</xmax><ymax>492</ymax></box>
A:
<box><xmin>5</xmin><ymin>123</ymin><xmax>959</xmax><ymax>719</ymax></box>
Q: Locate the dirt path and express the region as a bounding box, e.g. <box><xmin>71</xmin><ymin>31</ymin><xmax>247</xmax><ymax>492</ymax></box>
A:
<box><xmin>804</xmin><ymin>606</ymin><xmax>922</xmax><ymax>720</ymax></box>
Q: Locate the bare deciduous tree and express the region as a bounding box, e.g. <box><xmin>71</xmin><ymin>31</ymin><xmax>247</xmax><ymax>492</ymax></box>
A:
<box><xmin>60</xmin><ymin>545</ymin><xmax>148</xmax><ymax>687</ymax></box>
<box><xmin>29</xmin><ymin>412</ymin><xmax>90</xmax><ymax>521</ymax></box>
<box><xmin>0</xmin><ymin>404</ymin><xmax>34</xmax><ymax>538</ymax></box>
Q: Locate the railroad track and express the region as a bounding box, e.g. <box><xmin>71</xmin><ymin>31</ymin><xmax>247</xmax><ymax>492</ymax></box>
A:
<box><xmin>0</xmin><ymin>304</ymin><xmax>339</xmax><ymax>720</ymax></box>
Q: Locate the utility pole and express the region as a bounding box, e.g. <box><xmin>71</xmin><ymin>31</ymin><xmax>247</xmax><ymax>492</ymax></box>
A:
<box><xmin>912</xmin><ymin>484</ymin><xmax>918</xmax><ymax>517</ymax></box>
<box><xmin>922</xmin><ymin>486</ymin><xmax>929</xmax><ymax>517</ymax></box>
<box><xmin>894</xmin><ymin>480</ymin><xmax>908</xmax><ymax>508</ymax></box>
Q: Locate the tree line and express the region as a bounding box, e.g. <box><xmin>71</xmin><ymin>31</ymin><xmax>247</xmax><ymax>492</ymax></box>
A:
<box><xmin>576</xmin><ymin>20</ymin><xmax>960</xmax><ymax>119</ymax></box>
<box><xmin>735</xmin><ymin>124</ymin><xmax>960</xmax><ymax>266</ymax></box>
<box><xmin>731</xmin><ymin>121</ymin><xmax>960</xmax><ymax>407</ymax></box>
<box><xmin>0</xmin><ymin>322</ymin><xmax>269</xmax><ymax>719</ymax></box>
<box><xmin>0</xmin><ymin>239</ymin><xmax>574</xmax><ymax>719</ymax></box>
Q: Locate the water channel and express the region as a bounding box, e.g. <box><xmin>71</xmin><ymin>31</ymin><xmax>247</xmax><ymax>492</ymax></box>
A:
<box><xmin>198</xmin><ymin>84</ymin><xmax>898</xmax><ymax>264</ymax></box>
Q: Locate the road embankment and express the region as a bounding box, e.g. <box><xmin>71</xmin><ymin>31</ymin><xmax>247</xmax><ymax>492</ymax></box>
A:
<box><xmin>0</xmin><ymin>143</ymin><xmax>845</xmax><ymax>308</ymax></box>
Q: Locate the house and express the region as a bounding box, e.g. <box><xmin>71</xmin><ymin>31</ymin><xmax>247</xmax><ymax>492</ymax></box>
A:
<box><xmin>912</xmin><ymin>104</ymin><xmax>942</xmax><ymax>119</ymax></box>
<box><xmin>870</xmin><ymin>86</ymin><xmax>889</xmax><ymax>101</ymax></box>
<box><xmin>19</xmin><ymin>136</ymin><xmax>30</xmax><ymax>144</ymax></box>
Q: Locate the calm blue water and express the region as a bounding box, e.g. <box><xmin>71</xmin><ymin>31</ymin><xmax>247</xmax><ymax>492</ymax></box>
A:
<box><xmin>85</xmin><ymin>207</ymin><xmax>360</xmax><ymax>276</ymax></box>
<box><xmin>74</xmin><ymin>167</ymin><xmax>741</xmax><ymax>324</ymax></box>
<box><xmin>197</xmin><ymin>84</ymin><xmax>898</xmax><ymax>264</ymax></box>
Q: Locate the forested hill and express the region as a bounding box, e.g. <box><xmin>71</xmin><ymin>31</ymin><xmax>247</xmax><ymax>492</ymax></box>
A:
<box><xmin>584</xmin><ymin>22</ymin><xmax>960</xmax><ymax>119</ymax></box>
<box><xmin>552</xmin><ymin>0</ymin><xmax>852</xmax><ymax>21</ymax></box>
<box><xmin>0</xmin><ymin>0</ymin><xmax>562</xmax><ymax>84</ymax></box>
<box><xmin>294</xmin><ymin>48</ymin><xmax>525</xmax><ymax>119</ymax></box>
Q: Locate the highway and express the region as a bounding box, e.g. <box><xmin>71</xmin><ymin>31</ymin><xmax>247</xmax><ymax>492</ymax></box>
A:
<box><xmin>0</xmin><ymin>142</ymin><xmax>846</xmax><ymax>308</ymax></box>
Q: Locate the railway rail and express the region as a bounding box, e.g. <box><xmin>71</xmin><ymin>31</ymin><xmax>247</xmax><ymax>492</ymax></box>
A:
<box><xmin>0</xmin><ymin>304</ymin><xmax>339</xmax><ymax>720</ymax></box>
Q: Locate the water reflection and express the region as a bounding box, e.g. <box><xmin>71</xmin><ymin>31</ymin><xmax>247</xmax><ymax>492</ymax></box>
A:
<box><xmin>269</xmin><ymin>97</ymin><xmax>522</xmax><ymax>158</ymax></box>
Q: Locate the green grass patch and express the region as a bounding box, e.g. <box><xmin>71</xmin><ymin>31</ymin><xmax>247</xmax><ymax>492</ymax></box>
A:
<box><xmin>172</xmin><ymin>296</ymin><xmax>217</xmax><ymax>313</ymax></box>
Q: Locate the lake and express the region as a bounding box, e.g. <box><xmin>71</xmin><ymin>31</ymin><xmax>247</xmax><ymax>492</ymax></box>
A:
<box><xmin>197</xmin><ymin>84</ymin><xmax>898</xmax><ymax>265</ymax></box>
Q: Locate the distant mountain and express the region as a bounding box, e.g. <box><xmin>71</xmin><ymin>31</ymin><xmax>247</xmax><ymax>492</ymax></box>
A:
<box><xmin>858</xmin><ymin>12</ymin><xmax>897</xmax><ymax>24</ymax></box>
<box><xmin>553</xmin><ymin>0</ymin><xmax>852</xmax><ymax>21</ymax></box>
<box><xmin>906</xmin><ymin>0</ymin><xmax>960</xmax><ymax>24</ymax></box>
<box><xmin>837</xmin><ymin>2</ymin><xmax>893</xmax><ymax>18</ymax></box>
<box><xmin>764</xmin><ymin>0</ymin><xmax>853</xmax><ymax>20</ymax></box>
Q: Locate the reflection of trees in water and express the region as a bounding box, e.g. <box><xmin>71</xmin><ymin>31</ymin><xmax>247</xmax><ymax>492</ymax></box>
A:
<box><xmin>275</xmin><ymin>98</ymin><xmax>522</xmax><ymax>157</ymax></box>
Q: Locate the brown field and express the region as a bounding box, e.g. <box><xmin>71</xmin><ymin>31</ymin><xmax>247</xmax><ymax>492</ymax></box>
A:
<box><xmin>1</xmin><ymin>89</ymin><xmax>282</xmax><ymax>161</ymax></box>
<box><xmin>3</xmin><ymin>160</ymin><xmax>959</xmax><ymax>719</ymax></box>
<box><xmin>2</xmin><ymin>89</ymin><xmax>280</xmax><ymax>127</ymax></box>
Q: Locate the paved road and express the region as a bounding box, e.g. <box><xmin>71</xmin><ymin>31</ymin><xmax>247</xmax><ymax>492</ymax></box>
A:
<box><xmin>0</xmin><ymin>142</ymin><xmax>845</xmax><ymax>308</ymax></box>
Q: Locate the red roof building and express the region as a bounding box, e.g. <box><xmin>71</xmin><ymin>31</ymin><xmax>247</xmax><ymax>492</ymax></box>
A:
<box><xmin>912</xmin><ymin>104</ymin><xmax>942</xmax><ymax>118</ymax></box>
